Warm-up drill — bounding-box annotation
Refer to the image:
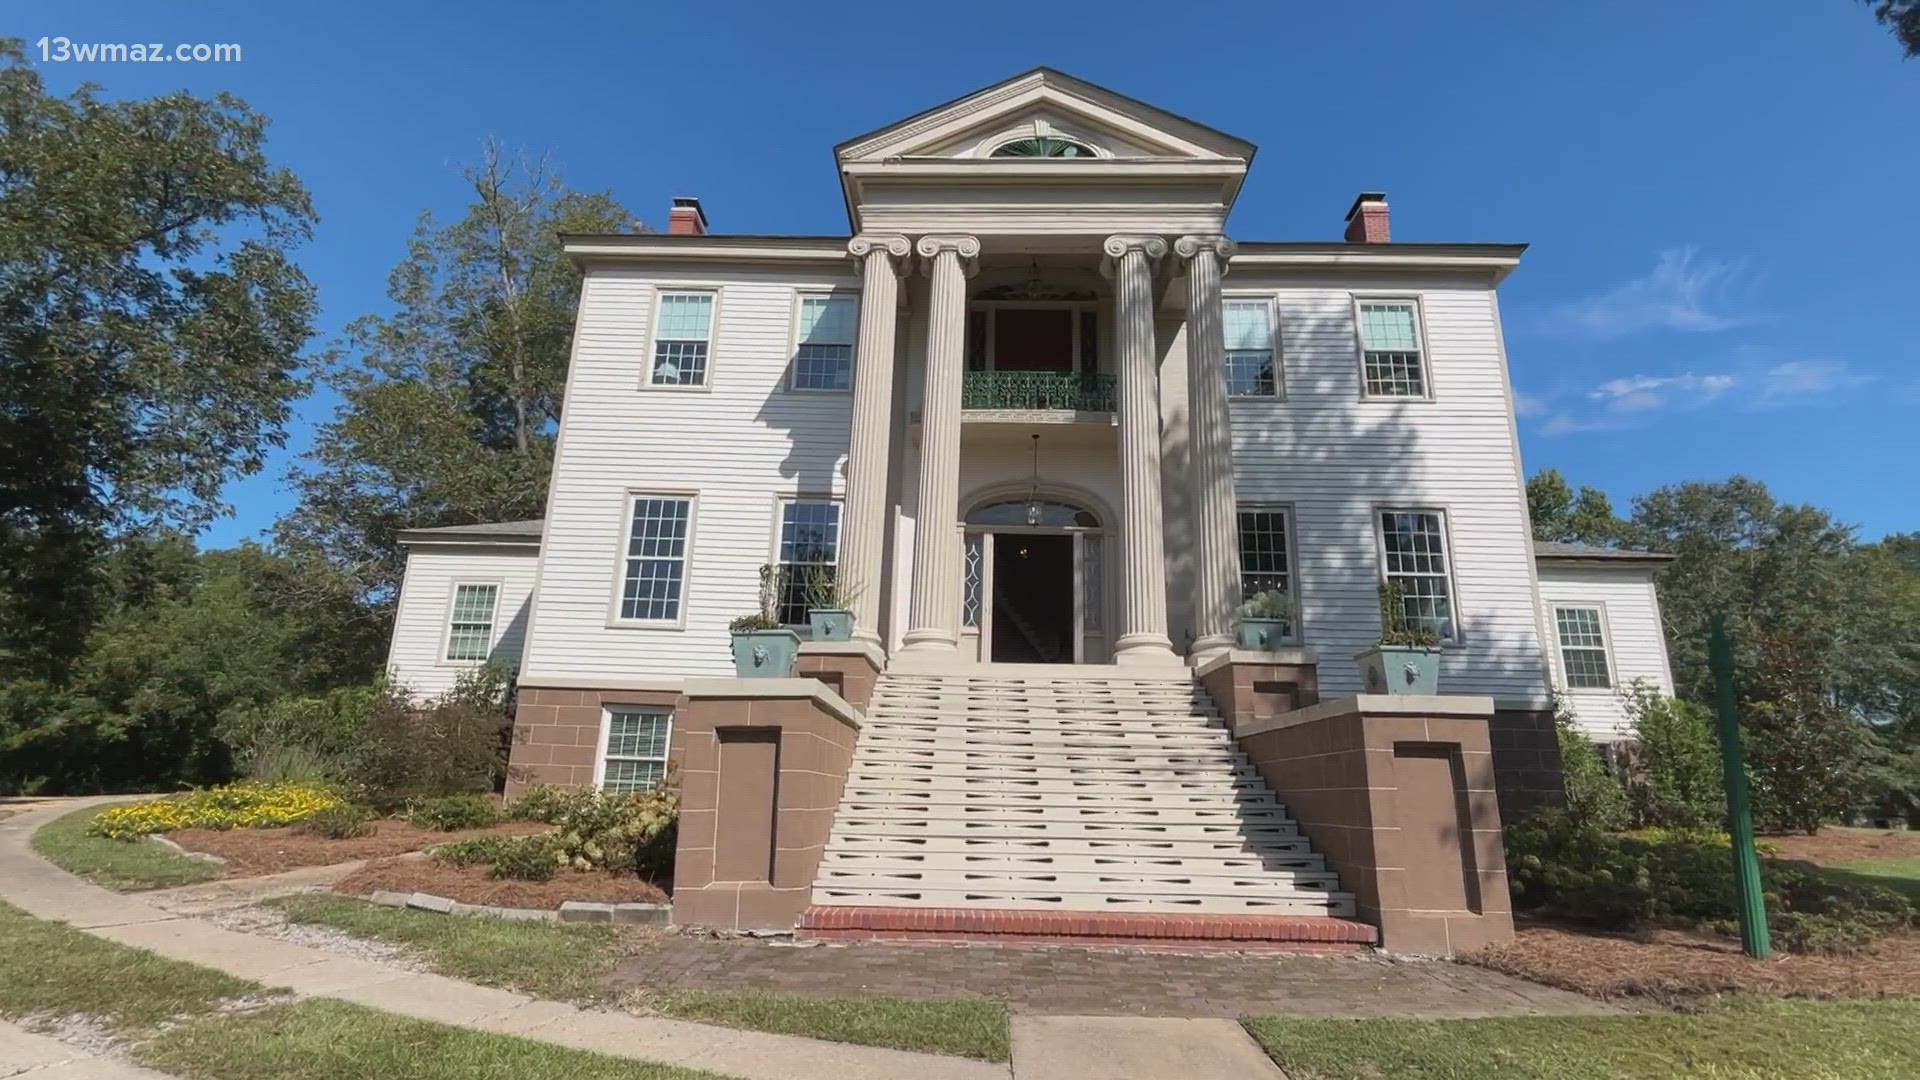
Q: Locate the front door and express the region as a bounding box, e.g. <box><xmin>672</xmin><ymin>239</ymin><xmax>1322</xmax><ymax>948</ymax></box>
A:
<box><xmin>991</xmin><ymin>308</ymin><xmax>1074</xmax><ymax>371</ymax></box>
<box><xmin>990</xmin><ymin>533</ymin><xmax>1075</xmax><ymax>663</ymax></box>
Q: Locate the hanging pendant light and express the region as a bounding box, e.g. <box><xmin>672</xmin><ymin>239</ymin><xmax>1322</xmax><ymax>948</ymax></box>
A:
<box><xmin>1025</xmin><ymin>434</ymin><xmax>1043</xmax><ymax>526</ymax></box>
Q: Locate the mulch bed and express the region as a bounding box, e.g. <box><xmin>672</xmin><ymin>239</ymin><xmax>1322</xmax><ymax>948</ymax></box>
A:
<box><xmin>335</xmin><ymin>856</ymin><xmax>670</xmax><ymax>909</ymax></box>
<box><xmin>1465</xmin><ymin>922</ymin><xmax>1920</xmax><ymax>1003</ymax></box>
<box><xmin>166</xmin><ymin>819</ymin><xmax>547</xmax><ymax>876</ymax></box>
<box><xmin>1761</xmin><ymin>828</ymin><xmax>1920</xmax><ymax>866</ymax></box>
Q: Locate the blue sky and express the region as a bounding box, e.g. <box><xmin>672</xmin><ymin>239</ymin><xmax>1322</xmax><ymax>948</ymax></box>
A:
<box><xmin>24</xmin><ymin>1</ymin><xmax>1919</xmax><ymax>543</ymax></box>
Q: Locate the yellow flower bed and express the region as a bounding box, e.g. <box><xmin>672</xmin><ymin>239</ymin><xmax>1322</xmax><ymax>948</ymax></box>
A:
<box><xmin>89</xmin><ymin>783</ymin><xmax>346</xmax><ymax>841</ymax></box>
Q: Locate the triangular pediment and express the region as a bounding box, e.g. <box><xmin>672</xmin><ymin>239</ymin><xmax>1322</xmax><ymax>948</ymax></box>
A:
<box><xmin>835</xmin><ymin>68</ymin><xmax>1256</xmax><ymax>163</ymax></box>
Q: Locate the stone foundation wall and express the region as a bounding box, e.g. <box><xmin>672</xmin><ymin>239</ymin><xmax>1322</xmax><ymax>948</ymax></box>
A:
<box><xmin>505</xmin><ymin>687</ymin><xmax>682</xmax><ymax>796</ymax></box>
<box><xmin>1193</xmin><ymin>650</ymin><xmax>1320</xmax><ymax>735</ymax></box>
<box><xmin>1236</xmin><ymin>695</ymin><xmax>1514</xmax><ymax>956</ymax></box>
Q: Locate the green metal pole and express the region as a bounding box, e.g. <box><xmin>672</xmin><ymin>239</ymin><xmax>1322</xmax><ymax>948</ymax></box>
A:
<box><xmin>1708</xmin><ymin>613</ymin><xmax>1771</xmax><ymax>960</ymax></box>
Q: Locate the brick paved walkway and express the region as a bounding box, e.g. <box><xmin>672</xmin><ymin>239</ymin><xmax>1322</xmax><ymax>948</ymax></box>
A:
<box><xmin>611</xmin><ymin>932</ymin><xmax>1616</xmax><ymax>1019</ymax></box>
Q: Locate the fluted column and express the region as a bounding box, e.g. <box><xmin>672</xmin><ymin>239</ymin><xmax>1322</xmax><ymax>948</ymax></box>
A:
<box><xmin>841</xmin><ymin>235</ymin><xmax>911</xmax><ymax>647</ymax></box>
<box><xmin>900</xmin><ymin>234</ymin><xmax>979</xmax><ymax>653</ymax></box>
<box><xmin>1176</xmin><ymin>235</ymin><xmax>1242</xmax><ymax>663</ymax></box>
<box><xmin>1102</xmin><ymin>235</ymin><xmax>1178</xmax><ymax>665</ymax></box>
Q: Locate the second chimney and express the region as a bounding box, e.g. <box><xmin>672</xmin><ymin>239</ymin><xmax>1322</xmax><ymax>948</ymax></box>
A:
<box><xmin>1343</xmin><ymin>192</ymin><xmax>1390</xmax><ymax>243</ymax></box>
<box><xmin>668</xmin><ymin>196</ymin><xmax>708</xmax><ymax>236</ymax></box>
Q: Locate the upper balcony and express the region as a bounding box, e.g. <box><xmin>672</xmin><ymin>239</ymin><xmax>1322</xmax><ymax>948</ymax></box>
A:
<box><xmin>962</xmin><ymin>370</ymin><xmax>1116</xmax><ymax>413</ymax></box>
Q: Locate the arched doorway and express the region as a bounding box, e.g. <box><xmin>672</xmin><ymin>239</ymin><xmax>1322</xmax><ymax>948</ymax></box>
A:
<box><xmin>961</xmin><ymin>495</ymin><xmax>1105</xmax><ymax>664</ymax></box>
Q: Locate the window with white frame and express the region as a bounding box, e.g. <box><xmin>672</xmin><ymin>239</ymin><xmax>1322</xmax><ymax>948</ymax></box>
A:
<box><xmin>1356</xmin><ymin>300</ymin><xmax>1428</xmax><ymax>398</ymax></box>
<box><xmin>1223</xmin><ymin>300</ymin><xmax>1278</xmax><ymax>397</ymax></box>
<box><xmin>651</xmin><ymin>291</ymin><xmax>715</xmax><ymax>386</ymax></box>
<box><xmin>1237</xmin><ymin>508</ymin><xmax>1295</xmax><ymax>638</ymax></box>
<box><xmin>793</xmin><ymin>295</ymin><xmax>857</xmax><ymax>391</ymax></box>
<box><xmin>601</xmin><ymin>708</ymin><xmax>671</xmax><ymax>793</ymax></box>
<box><xmin>619</xmin><ymin>496</ymin><xmax>692</xmax><ymax>621</ymax></box>
<box><xmin>444</xmin><ymin>583</ymin><xmax>499</xmax><ymax>662</ymax></box>
<box><xmin>1554</xmin><ymin>606</ymin><xmax>1613</xmax><ymax>689</ymax></box>
<box><xmin>776</xmin><ymin>499</ymin><xmax>841</xmax><ymax>625</ymax></box>
<box><xmin>1378</xmin><ymin>509</ymin><xmax>1456</xmax><ymax>640</ymax></box>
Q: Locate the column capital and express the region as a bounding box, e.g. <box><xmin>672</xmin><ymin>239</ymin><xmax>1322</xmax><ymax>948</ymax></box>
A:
<box><xmin>1173</xmin><ymin>234</ymin><xmax>1237</xmax><ymax>265</ymax></box>
<box><xmin>847</xmin><ymin>233</ymin><xmax>911</xmax><ymax>263</ymax></box>
<box><xmin>914</xmin><ymin>234</ymin><xmax>981</xmax><ymax>278</ymax></box>
<box><xmin>1100</xmin><ymin>234</ymin><xmax>1167</xmax><ymax>278</ymax></box>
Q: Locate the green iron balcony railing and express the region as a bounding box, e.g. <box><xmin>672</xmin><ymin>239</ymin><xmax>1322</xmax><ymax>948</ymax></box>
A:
<box><xmin>961</xmin><ymin>370</ymin><xmax>1117</xmax><ymax>412</ymax></box>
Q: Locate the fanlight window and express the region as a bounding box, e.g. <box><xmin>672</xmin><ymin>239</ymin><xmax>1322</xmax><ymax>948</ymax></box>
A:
<box><xmin>965</xmin><ymin>500</ymin><xmax>1099</xmax><ymax>528</ymax></box>
<box><xmin>991</xmin><ymin>136</ymin><xmax>1094</xmax><ymax>158</ymax></box>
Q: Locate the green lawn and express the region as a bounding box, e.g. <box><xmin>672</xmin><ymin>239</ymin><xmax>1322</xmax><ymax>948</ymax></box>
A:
<box><xmin>0</xmin><ymin>900</ymin><xmax>257</xmax><ymax>1028</ymax></box>
<box><xmin>1837</xmin><ymin>856</ymin><xmax>1920</xmax><ymax>902</ymax></box>
<box><xmin>1246</xmin><ymin>999</ymin><xmax>1920</xmax><ymax>1080</ymax></box>
<box><xmin>651</xmin><ymin>989</ymin><xmax>1010</xmax><ymax>1063</ymax></box>
<box><xmin>139</xmin><ymin>998</ymin><xmax>727</xmax><ymax>1080</ymax></box>
<box><xmin>271</xmin><ymin>894</ymin><xmax>1012</xmax><ymax>1060</ymax></box>
<box><xmin>269</xmin><ymin>893</ymin><xmax>617</xmax><ymax>1002</ymax></box>
<box><xmin>31</xmin><ymin>801</ymin><xmax>222</xmax><ymax>891</ymax></box>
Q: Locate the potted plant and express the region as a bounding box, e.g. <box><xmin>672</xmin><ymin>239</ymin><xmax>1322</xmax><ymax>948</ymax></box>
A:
<box><xmin>1235</xmin><ymin>590</ymin><xmax>1295</xmax><ymax>650</ymax></box>
<box><xmin>729</xmin><ymin>565</ymin><xmax>799</xmax><ymax>678</ymax></box>
<box><xmin>803</xmin><ymin>568</ymin><xmax>862</xmax><ymax>642</ymax></box>
<box><xmin>1354</xmin><ymin>581</ymin><xmax>1443</xmax><ymax>695</ymax></box>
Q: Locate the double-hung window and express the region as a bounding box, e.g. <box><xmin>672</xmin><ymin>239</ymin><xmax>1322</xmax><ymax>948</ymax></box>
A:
<box><xmin>1223</xmin><ymin>299</ymin><xmax>1279</xmax><ymax>398</ymax></box>
<box><xmin>619</xmin><ymin>495</ymin><xmax>692</xmax><ymax>622</ymax></box>
<box><xmin>444</xmin><ymin>583</ymin><xmax>499</xmax><ymax>662</ymax></box>
<box><xmin>793</xmin><ymin>295</ymin><xmax>857</xmax><ymax>391</ymax></box>
<box><xmin>1378</xmin><ymin>509</ymin><xmax>1457</xmax><ymax>640</ymax></box>
<box><xmin>1356</xmin><ymin>299</ymin><xmax>1428</xmax><ymax>398</ymax></box>
<box><xmin>651</xmin><ymin>291</ymin><xmax>715</xmax><ymax>387</ymax></box>
<box><xmin>1236</xmin><ymin>507</ymin><xmax>1296</xmax><ymax>639</ymax></box>
<box><xmin>775</xmin><ymin>499</ymin><xmax>841</xmax><ymax>626</ymax></box>
<box><xmin>1554</xmin><ymin>606</ymin><xmax>1613</xmax><ymax>689</ymax></box>
<box><xmin>600</xmin><ymin>708</ymin><xmax>671</xmax><ymax>793</ymax></box>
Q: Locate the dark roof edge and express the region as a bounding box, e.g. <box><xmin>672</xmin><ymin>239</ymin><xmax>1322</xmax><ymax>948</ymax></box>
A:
<box><xmin>396</xmin><ymin>520</ymin><xmax>544</xmax><ymax>546</ymax></box>
<box><xmin>1235</xmin><ymin>241</ymin><xmax>1528</xmax><ymax>257</ymax></box>
<box><xmin>1534</xmin><ymin>541</ymin><xmax>1675</xmax><ymax>564</ymax></box>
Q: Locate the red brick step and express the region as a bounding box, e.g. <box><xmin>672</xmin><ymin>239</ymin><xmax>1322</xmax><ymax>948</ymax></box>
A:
<box><xmin>798</xmin><ymin>905</ymin><xmax>1378</xmax><ymax>952</ymax></box>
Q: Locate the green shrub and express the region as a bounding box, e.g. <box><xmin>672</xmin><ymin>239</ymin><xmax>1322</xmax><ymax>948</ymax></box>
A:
<box><xmin>219</xmin><ymin>683</ymin><xmax>396</xmax><ymax>777</ymax></box>
<box><xmin>431</xmin><ymin>835</ymin><xmax>516</xmax><ymax>867</ymax></box>
<box><xmin>405</xmin><ymin>793</ymin><xmax>498</xmax><ymax>831</ymax></box>
<box><xmin>346</xmin><ymin>683</ymin><xmax>508</xmax><ymax>809</ymax></box>
<box><xmin>1619</xmin><ymin>683</ymin><xmax>1724</xmax><ymax>830</ymax></box>
<box><xmin>545</xmin><ymin>784</ymin><xmax>679</xmax><ymax>878</ymax></box>
<box><xmin>1505</xmin><ymin>812</ymin><xmax>1914</xmax><ymax>953</ymax></box>
<box><xmin>1554</xmin><ymin>702</ymin><xmax>1628</xmax><ymax>831</ymax></box>
<box><xmin>299</xmin><ymin>802</ymin><xmax>377</xmax><ymax>839</ymax></box>
<box><xmin>246</xmin><ymin>743</ymin><xmax>339</xmax><ymax>785</ymax></box>
<box><xmin>504</xmin><ymin>785</ymin><xmax>574</xmax><ymax>823</ymax></box>
<box><xmin>485</xmin><ymin>835</ymin><xmax>560</xmax><ymax>881</ymax></box>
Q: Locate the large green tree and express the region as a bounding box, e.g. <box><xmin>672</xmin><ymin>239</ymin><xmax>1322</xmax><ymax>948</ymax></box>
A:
<box><xmin>278</xmin><ymin>143</ymin><xmax>637</xmax><ymax>604</ymax></box>
<box><xmin>1527</xmin><ymin>468</ymin><xmax>1627</xmax><ymax>546</ymax></box>
<box><xmin>0</xmin><ymin>40</ymin><xmax>316</xmax><ymax>680</ymax></box>
<box><xmin>1862</xmin><ymin>1</ymin><xmax>1920</xmax><ymax>57</ymax></box>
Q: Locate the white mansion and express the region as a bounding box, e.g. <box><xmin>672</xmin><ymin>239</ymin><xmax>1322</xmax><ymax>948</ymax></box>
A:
<box><xmin>384</xmin><ymin>70</ymin><xmax>1676</xmax><ymax>947</ymax></box>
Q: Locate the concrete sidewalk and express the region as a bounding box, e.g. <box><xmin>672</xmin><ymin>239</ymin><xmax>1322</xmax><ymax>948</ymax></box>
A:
<box><xmin>1</xmin><ymin>799</ymin><xmax>1006</xmax><ymax>1080</ymax></box>
<box><xmin>0</xmin><ymin>1019</ymin><xmax>176</xmax><ymax>1080</ymax></box>
<box><xmin>1011</xmin><ymin>1016</ymin><xmax>1288</xmax><ymax>1080</ymax></box>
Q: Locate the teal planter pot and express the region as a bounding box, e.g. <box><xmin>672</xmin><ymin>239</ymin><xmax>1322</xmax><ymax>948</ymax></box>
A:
<box><xmin>1236</xmin><ymin>619</ymin><xmax>1290</xmax><ymax>650</ymax></box>
<box><xmin>1355</xmin><ymin>645</ymin><xmax>1443</xmax><ymax>696</ymax></box>
<box><xmin>808</xmin><ymin>608</ymin><xmax>855</xmax><ymax>642</ymax></box>
<box><xmin>730</xmin><ymin>629</ymin><xmax>800</xmax><ymax>678</ymax></box>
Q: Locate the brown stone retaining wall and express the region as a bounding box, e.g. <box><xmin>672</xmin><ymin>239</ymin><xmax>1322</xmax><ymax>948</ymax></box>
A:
<box><xmin>1194</xmin><ymin>651</ymin><xmax>1320</xmax><ymax>736</ymax></box>
<box><xmin>506</xmin><ymin>687</ymin><xmax>682</xmax><ymax>796</ymax></box>
<box><xmin>795</xmin><ymin>642</ymin><xmax>884</xmax><ymax>711</ymax></box>
<box><xmin>1236</xmin><ymin>696</ymin><xmax>1514</xmax><ymax>956</ymax></box>
<box><xmin>1489</xmin><ymin>708</ymin><xmax>1565</xmax><ymax>823</ymax></box>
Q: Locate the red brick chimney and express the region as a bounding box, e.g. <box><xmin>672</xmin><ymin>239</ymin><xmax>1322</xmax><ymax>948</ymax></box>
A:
<box><xmin>1343</xmin><ymin>192</ymin><xmax>1390</xmax><ymax>243</ymax></box>
<box><xmin>668</xmin><ymin>197</ymin><xmax>708</xmax><ymax>236</ymax></box>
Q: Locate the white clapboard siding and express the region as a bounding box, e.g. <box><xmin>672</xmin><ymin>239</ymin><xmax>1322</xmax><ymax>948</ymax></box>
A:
<box><xmin>388</xmin><ymin>545</ymin><xmax>540</xmax><ymax>700</ymax></box>
<box><xmin>520</xmin><ymin>266</ymin><xmax>859</xmax><ymax>683</ymax></box>
<box><xmin>1536</xmin><ymin>562</ymin><xmax>1676</xmax><ymax>740</ymax></box>
<box><xmin>1224</xmin><ymin>280</ymin><xmax>1550</xmax><ymax>703</ymax></box>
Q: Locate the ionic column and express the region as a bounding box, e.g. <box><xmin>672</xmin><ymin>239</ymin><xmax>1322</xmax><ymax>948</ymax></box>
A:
<box><xmin>900</xmin><ymin>234</ymin><xmax>979</xmax><ymax>654</ymax></box>
<box><xmin>841</xmin><ymin>235</ymin><xmax>911</xmax><ymax>647</ymax></box>
<box><xmin>1102</xmin><ymin>234</ymin><xmax>1178</xmax><ymax>666</ymax></box>
<box><xmin>1176</xmin><ymin>235</ymin><xmax>1242</xmax><ymax>663</ymax></box>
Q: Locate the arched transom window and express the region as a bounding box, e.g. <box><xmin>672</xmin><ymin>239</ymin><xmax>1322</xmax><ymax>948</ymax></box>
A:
<box><xmin>965</xmin><ymin>500</ymin><xmax>1100</xmax><ymax>529</ymax></box>
<box><xmin>991</xmin><ymin>136</ymin><xmax>1095</xmax><ymax>158</ymax></box>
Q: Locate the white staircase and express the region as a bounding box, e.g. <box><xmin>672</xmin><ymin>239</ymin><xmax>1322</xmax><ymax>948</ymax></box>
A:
<box><xmin>809</xmin><ymin>669</ymin><xmax>1357</xmax><ymax>918</ymax></box>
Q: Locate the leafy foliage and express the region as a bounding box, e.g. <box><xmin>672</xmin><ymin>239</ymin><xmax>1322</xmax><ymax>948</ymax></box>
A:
<box><xmin>1505</xmin><ymin>811</ymin><xmax>1913</xmax><ymax>953</ymax></box>
<box><xmin>277</xmin><ymin>143</ymin><xmax>638</xmax><ymax>606</ymax></box>
<box><xmin>0</xmin><ymin>40</ymin><xmax>318</xmax><ymax>682</ymax></box>
<box><xmin>1554</xmin><ymin>702</ymin><xmax>1628</xmax><ymax>831</ymax></box>
<box><xmin>1376</xmin><ymin>581</ymin><xmax>1441</xmax><ymax>648</ymax></box>
<box><xmin>484</xmin><ymin>835</ymin><xmax>562</xmax><ymax>881</ymax></box>
<box><xmin>1526</xmin><ymin>468</ymin><xmax>1626</xmax><ymax>546</ymax></box>
<box><xmin>1618</xmin><ymin>683</ymin><xmax>1725</xmax><ymax>830</ymax></box>
<box><xmin>1863</xmin><ymin>1</ymin><xmax>1920</xmax><ymax>57</ymax></box>
<box><xmin>503</xmin><ymin>785</ymin><xmax>678</xmax><ymax>878</ymax></box>
<box><xmin>89</xmin><ymin>782</ymin><xmax>345</xmax><ymax>839</ymax></box>
<box><xmin>348</xmin><ymin>681</ymin><xmax>510</xmax><ymax>810</ymax></box>
<box><xmin>405</xmin><ymin>793</ymin><xmax>499</xmax><ymax>831</ymax></box>
<box><xmin>298</xmin><ymin>801</ymin><xmax>377</xmax><ymax>839</ymax></box>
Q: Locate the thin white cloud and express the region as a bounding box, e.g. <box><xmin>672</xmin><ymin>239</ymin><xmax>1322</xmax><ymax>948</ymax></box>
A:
<box><xmin>1549</xmin><ymin>248</ymin><xmax>1746</xmax><ymax>340</ymax></box>
<box><xmin>1512</xmin><ymin>389</ymin><xmax>1550</xmax><ymax>417</ymax></box>
<box><xmin>1539</xmin><ymin>414</ymin><xmax>1631</xmax><ymax>436</ymax></box>
<box><xmin>1749</xmin><ymin>360</ymin><xmax>1870</xmax><ymax>408</ymax></box>
<box><xmin>1588</xmin><ymin>373</ymin><xmax>1737</xmax><ymax>413</ymax></box>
